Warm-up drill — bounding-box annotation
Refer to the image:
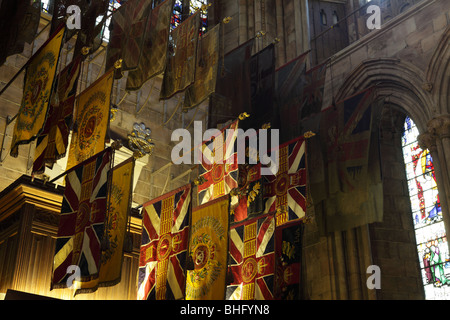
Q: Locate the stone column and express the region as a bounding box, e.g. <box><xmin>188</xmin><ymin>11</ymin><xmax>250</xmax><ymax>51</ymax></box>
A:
<box><xmin>428</xmin><ymin>115</ymin><xmax>450</xmax><ymax>182</ymax></box>
<box><xmin>11</xmin><ymin>203</ymin><xmax>36</xmax><ymax>291</ymax></box>
<box><xmin>294</xmin><ymin>0</ymin><xmax>310</xmax><ymax>58</ymax></box>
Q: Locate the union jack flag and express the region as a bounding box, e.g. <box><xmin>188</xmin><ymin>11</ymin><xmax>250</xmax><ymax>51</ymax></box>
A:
<box><xmin>300</xmin><ymin>61</ymin><xmax>327</xmax><ymax>119</ymax></box>
<box><xmin>227</xmin><ymin>213</ymin><xmax>275</xmax><ymax>300</ymax></box>
<box><xmin>197</xmin><ymin>120</ymin><xmax>239</xmax><ymax>205</ymax></box>
<box><xmin>263</xmin><ymin>136</ymin><xmax>307</xmax><ymax>226</ymax></box>
<box><xmin>138</xmin><ymin>184</ymin><xmax>191</xmax><ymax>300</ymax></box>
<box><xmin>321</xmin><ymin>87</ymin><xmax>375</xmax><ymax>194</ymax></box>
<box><xmin>33</xmin><ymin>56</ymin><xmax>81</xmax><ymax>174</ymax></box>
<box><xmin>51</xmin><ymin>148</ymin><xmax>112</xmax><ymax>289</ymax></box>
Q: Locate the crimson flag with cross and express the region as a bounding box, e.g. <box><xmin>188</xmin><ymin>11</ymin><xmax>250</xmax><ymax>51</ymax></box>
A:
<box><xmin>138</xmin><ymin>184</ymin><xmax>191</xmax><ymax>300</ymax></box>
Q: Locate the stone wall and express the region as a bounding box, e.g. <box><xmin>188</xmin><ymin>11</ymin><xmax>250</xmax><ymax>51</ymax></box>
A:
<box><xmin>302</xmin><ymin>0</ymin><xmax>449</xmax><ymax>300</ymax></box>
<box><xmin>212</xmin><ymin>0</ymin><xmax>311</xmax><ymax>68</ymax></box>
<box><xmin>368</xmin><ymin>108</ymin><xmax>425</xmax><ymax>300</ymax></box>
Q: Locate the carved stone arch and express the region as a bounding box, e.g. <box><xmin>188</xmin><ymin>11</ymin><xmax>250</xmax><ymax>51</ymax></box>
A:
<box><xmin>426</xmin><ymin>26</ymin><xmax>450</xmax><ymax>115</ymax></box>
<box><xmin>333</xmin><ymin>58</ymin><xmax>434</xmax><ymax>133</ymax></box>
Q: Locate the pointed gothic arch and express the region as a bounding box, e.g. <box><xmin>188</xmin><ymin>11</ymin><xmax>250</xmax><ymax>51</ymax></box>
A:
<box><xmin>333</xmin><ymin>58</ymin><xmax>434</xmax><ymax>133</ymax></box>
<box><xmin>426</xmin><ymin>26</ymin><xmax>450</xmax><ymax>115</ymax></box>
<box><xmin>324</xmin><ymin>52</ymin><xmax>450</xmax><ymax>299</ymax></box>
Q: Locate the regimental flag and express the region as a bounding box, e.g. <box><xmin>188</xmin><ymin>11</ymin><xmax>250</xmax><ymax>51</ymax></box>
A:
<box><xmin>186</xmin><ymin>196</ymin><xmax>230</xmax><ymax>300</ymax></box>
<box><xmin>160</xmin><ymin>11</ymin><xmax>200</xmax><ymax>100</ymax></box>
<box><xmin>263</xmin><ymin>136</ymin><xmax>307</xmax><ymax>226</ymax></box>
<box><xmin>138</xmin><ymin>184</ymin><xmax>191</xmax><ymax>300</ymax></box>
<box><xmin>320</xmin><ymin>87</ymin><xmax>375</xmax><ymax>195</ymax></box>
<box><xmin>50</xmin><ymin>0</ymin><xmax>108</xmax><ymax>62</ymax></box>
<box><xmin>66</xmin><ymin>68</ymin><xmax>114</xmax><ymax>170</ymax></box>
<box><xmin>300</xmin><ymin>61</ymin><xmax>327</xmax><ymax>120</ymax></box>
<box><xmin>126</xmin><ymin>0</ymin><xmax>174</xmax><ymax>91</ymax></box>
<box><xmin>32</xmin><ymin>56</ymin><xmax>82</xmax><ymax>174</ymax></box>
<box><xmin>233</xmin><ymin>163</ymin><xmax>263</xmax><ymax>223</ymax></box>
<box><xmin>105</xmin><ymin>4</ymin><xmax>126</xmax><ymax>77</ymax></box>
<box><xmin>209</xmin><ymin>38</ymin><xmax>254</xmax><ymax>129</ymax></box>
<box><xmin>183</xmin><ymin>23</ymin><xmax>220</xmax><ymax>111</ymax></box>
<box><xmin>274</xmin><ymin>220</ymin><xmax>304</xmax><ymax>300</ymax></box>
<box><xmin>10</xmin><ymin>25</ymin><xmax>65</xmax><ymax>158</ymax></box>
<box><xmin>121</xmin><ymin>0</ymin><xmax>153</xmax><ymax>71</ymax></box>
<box><xmin>74</xmin><ymin>158</ymin><xmax>135</xmax><ymax>293</ymax></box>
<box><xmin>197</xmin><ymin>120</ymin><xmax>239</xmax><ymax>206</ymax></box>
<box><xmin>49</xmin><ymin>0</ymin><xmax>77</xmax><ymax>38</ymax></box>
<box><xmin>105</xmin><ymin>0</ymin><xmax>154</xmax><ymax>78</ymax></box>
<box><xmin>50</xmin><ymin>0</ymin><xmax>109</xmax><ymax>46</ymax></box>
<box><xmin>244</xmin><ymin>43</ymin><xmax>276</xmax><ymax>131</ymax></box>
<box><xmin>227</xmin><ymin>213</ymin><xmax>275</xmax><ymax>300</ymax></box>
<box><xmin>73</xmin><ymin>0</ymin><xmax>110</xmax><ymax>59</ymax></box>
<box><xmin>97</xmin><ymin>158</ymin><xmax>134</xmax><ymax>287</ymax></box>
<box><xmin>51</xmin><ymin>148</ymin><xmax>112</xmax><ymax>289</ymax></box>
<box><xmin>275</xmin><ymin>52</ymin><xmax>309</xmax><ymax>144</ymax></box>
<box><xmin>0</xmin><ymin>0</ymin><xmax>41</xmax><ymax>66</ymax></box>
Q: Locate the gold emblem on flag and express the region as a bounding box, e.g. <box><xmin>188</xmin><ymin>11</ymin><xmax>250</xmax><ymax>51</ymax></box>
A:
<box><xmin>242</xmin><ymin>258</ymin><xmax>258</xmax><ymax>282</ymax></box>
<box><xmin>157</xmin><ymin>233</ymin><xmax>172</xmax><ymax>261</ymax></box>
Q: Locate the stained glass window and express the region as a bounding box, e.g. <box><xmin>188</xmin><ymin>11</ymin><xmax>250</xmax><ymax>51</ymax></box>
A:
<box><xmin>189</xmin><ymin>0</ymin><xmax>208</xmax><ymax>35</ymax></box>
<box><xmin>171</xmin><ymin>0</ymin><xmax>183</xmax><ymax>29</ymax></box>
<box><xmin>171</xmin><ymin>0</ymin><xmax>208</xmax><ymax>34</ymax></box>
<box><xmin>402</xmin><ymin>116</ymin><xmax>450</xmax><ymax>300</ymax></box>
<box><xmin>99</xmin><ymin>0</ymin><xmax>123</xmax><ymax>42</ymax></box>
<box><xmin>41</xmin><ymin>0</ymin><xmax>52</xmax><ymax>13</ymax></box>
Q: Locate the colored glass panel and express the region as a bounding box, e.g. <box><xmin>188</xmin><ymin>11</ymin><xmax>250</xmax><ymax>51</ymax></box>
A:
<box><xmin>171</xmin><ymin>0</ymin><xmax>183</xmax><ymax>29</ymax></box>
<box><xmin>189</xmin><ymin>0</ymin><xmax>208</xmax><ymax>34</ymax></box>
<box><xmin>171</xmin><ymin>0</ymin><xmax>208</xmax><ymax>33</ymax></box>
<box><xmin>98</xmin><ymin>0</ymin><xmax>123</xmax><ymax>42</ymax></box>
<box><xmin>402</xmin><ymin>116</ymin><xmax>449</xmax><ymax>300</ymax></box>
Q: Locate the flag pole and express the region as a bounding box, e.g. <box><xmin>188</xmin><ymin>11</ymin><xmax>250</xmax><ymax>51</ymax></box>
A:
<box><xmin>47</xmin><ymin>141</ymin><xmax>121</xmax><ymax>184</ymax></box>
<box><xmin>0</xmin><ymin>64</ymin><xmax>28</xmax><ymax>97</ymax></box>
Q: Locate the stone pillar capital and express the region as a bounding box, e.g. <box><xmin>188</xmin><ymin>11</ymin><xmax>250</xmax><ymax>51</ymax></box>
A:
<box><xmin>427</xmin><ymin>114</ymin><xmax>450</xmax><ymax>139</ymax></box>
<box><xmin>417</xmin><ymin>131</ymin><xmax>438</xmax><ymax>151</ymax></box>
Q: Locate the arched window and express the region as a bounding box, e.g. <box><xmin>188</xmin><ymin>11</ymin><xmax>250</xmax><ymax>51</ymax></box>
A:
<box><xmin>320</xmin><ymin>9</ymin><xmax>327</xmax><ymax>25</ymax></box>
<box><xmin>190</xmin><ymin>0</ymin><xmax>209</xmax><ymax>35</ymax></box>
<box><xmin>332</xmin><ymin>11</ymin><xmax>339</xmax><ymax>25</ymax></box>
<box><xmin>99</xmin><ymin>0</ymin><xmax>123</xmax><ymax>42</ymax></box>
<box><xmin>402</xmin><ymin>116</ymin><xmax>450</xmax><ymax>299</ymax></box>
<box><xmin>172</xmin><ymin>0</ymin><xmax>183</xmax><ymax>29</ymax></box>
<box><xmin>171</xmin><ymin>0</ymin><xmax>209</xmax><ymax>34</ymax></box>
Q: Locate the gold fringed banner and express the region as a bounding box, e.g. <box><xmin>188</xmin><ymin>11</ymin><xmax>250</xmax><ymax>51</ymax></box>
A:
<box><xmin>10</xmin><ymin>25</ymin><xmax>65</xmax><ymax>157</ymax></box>
<box><xmin>66</xmin><ymin>68</ymin><xmax>114</xmax><ymax>170</ymax></box>
<box><xmin>186</xmin><ymin>195</ymin><xmax>230</xmax><ymax>300</ymax></box>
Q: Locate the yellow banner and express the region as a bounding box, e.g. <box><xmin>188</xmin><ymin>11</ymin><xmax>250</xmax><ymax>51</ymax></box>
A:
<box><xmin>10</xmin><ymin>25</ymin><xmax>65</xmax><ymax>157</ymax></box>
<box><xmin>74</xmin><ymin>158</ymin><xmax>135</xmax><ymax>293</ymax></box>
<box><xmin>99</xmin><ymin>158</ymin><xmax>134</xmax><ymax>284</ymax></box>
<box><xmin>186</xmin><ymin>196</ymin><xmax>230</xmax><ymax>300</ymax></box>
<box><xmin>66</xmin><ymin>69</ymin><xmax>114</xmax><ymax>170</ymax></box>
